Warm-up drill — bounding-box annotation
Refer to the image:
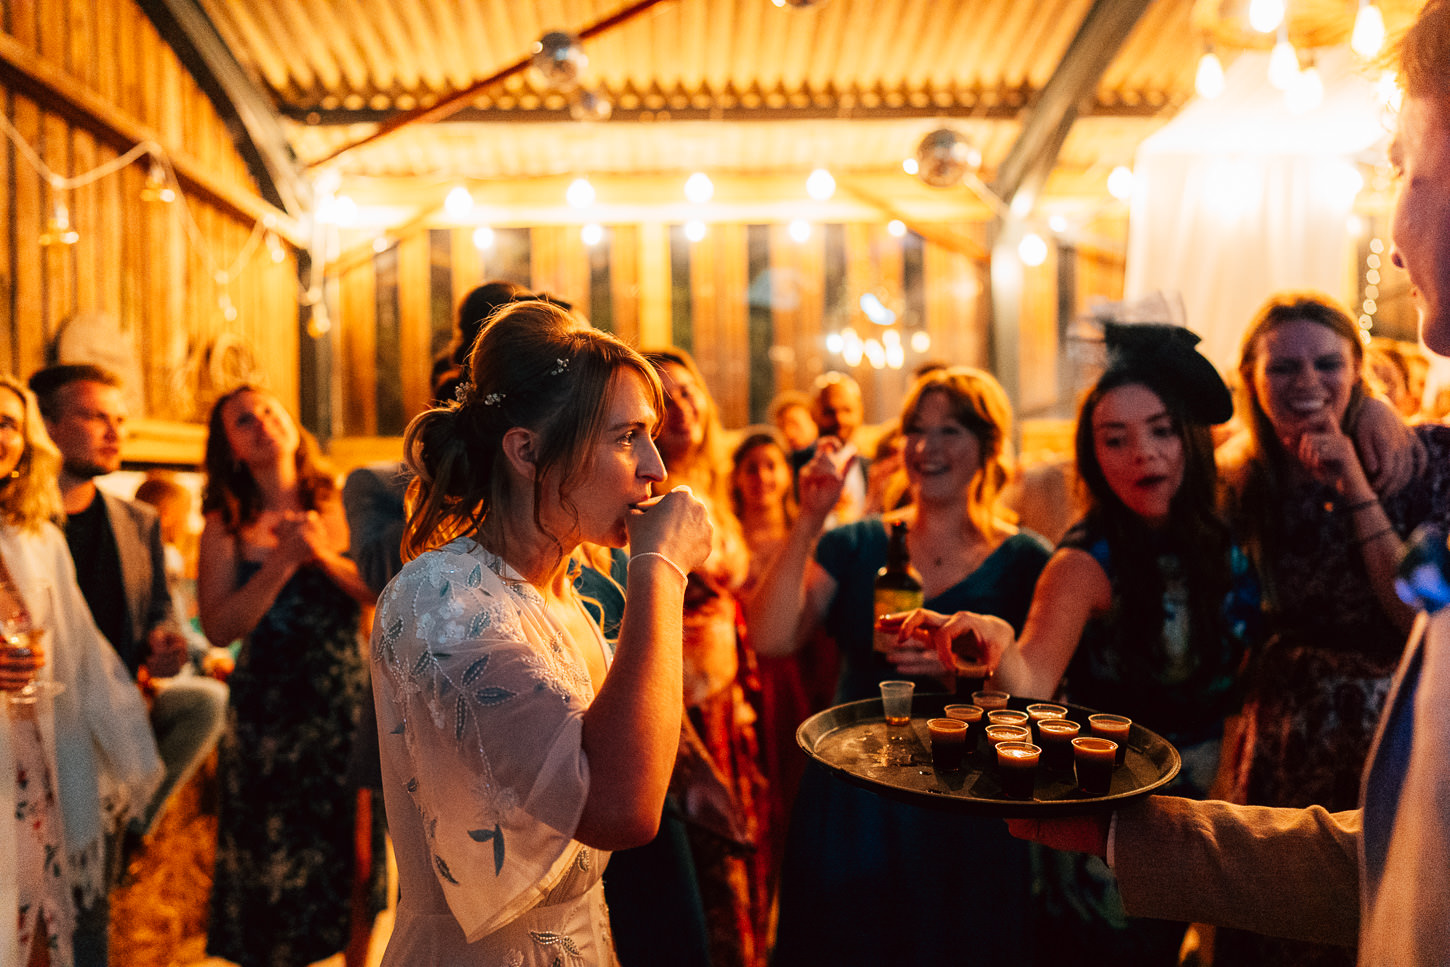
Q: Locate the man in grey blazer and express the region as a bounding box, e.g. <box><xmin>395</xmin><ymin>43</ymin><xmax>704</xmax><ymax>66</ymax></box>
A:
<box><xmin>1012</xmin><ymin>4</ymin><xmax>1450</xmax><ymax>963</ymax></box>
<box><xmin>30</xmin><ymin>363</ymin><xmax>229</xmax><ymax>967</ymax></box>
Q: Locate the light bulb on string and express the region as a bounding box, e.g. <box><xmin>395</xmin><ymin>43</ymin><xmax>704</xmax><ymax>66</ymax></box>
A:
<box><xmin>266</xmin><ymin>232</ymin><xmax>287</xmax><ymax>263</ymax></box>
<box><xmin>1287</xmin><ymin>62</ymin><xmax>1325</xmax><ymax>113</ymax></box>
<box><xmin>1249</xmin><ymin>0</ymin><xmax>1285</xmax><ymax>33</ymax></box>
<box><xmin>444</xmin><ymin>185</ymin><xmax>474</xmax><ymax>219</ymax></box>
<box><xmin>1018</xmin><ymin>232</ymin><xmax>1048</xmax><ymax>267</ymax></box>
<box><xmin>473</xmin><ymin>226</ymin><xmax>495</xmax><ymax>250</ymax></box>
<box><xmin>1195</xmin><ymin>46</ymin><xmax>1225</xmax><ymax>100</ymax></box>
<box><xmin>887</xmin><ymin>219</ymin><xmax>907</xmax><ymax>238</ymax></box>
<box><xmin>580</xmin><ymin>222</ymin><xmax>604</xmax><ymax>247</ymax></box>
<box><xmin>788</xmin><ymin>219</ymin><xmax>812</xmax><ymax>243</ymax></box>
<box><xmin>141</xmin><ymin>161</ymin><xmax>175</xmax><ymax>203</ymax></box>
<box><xmin>1268</xmin><ymin>28</ymin><xmax>1300</xmax><ymax>91</ymax></box>
<box><xmin>684</xmin><ymin>172</ymin><xmax>714</xmax><ymax>204</ymax></box>
<box><xmin>806</xmin><ymin>168</ymin><xmax>836</xmax><ymax>201</ymax></box>
<box><xmin>1107</xmin><ymin>165</ymin><xmax>1135</xmax><ymax>201</ymax></box>
<box><xmin>567</xmin><ymin>177</ymin><xmax>596</xmax><ymax>208</ymax></box>
<box><xmin>40</xmin><ymin>200</ymin><xmax>79</xmax><ymax>246</ymax></box>
<box><xmin>1351</xmin><ymin>1</ymin><xmax>1386</xmax><ymax>59</ymax></box>
<box><xmin>684</xmin><ymin>219</ymin><xmax>707</xmax><ymax>242</ymax></box>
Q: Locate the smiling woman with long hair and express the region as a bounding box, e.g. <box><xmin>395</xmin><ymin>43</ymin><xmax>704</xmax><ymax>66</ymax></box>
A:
<box><xmin>0</xmin><ymin>374</ymin><xmax>160</xmax><ymax>967</ymax></box>
<box><xmin>1213</xmin><ymin>292</ymin><xmax>1450</xmax><ymax>967</ymax></box>
<box><xmin>747</xmin><ymin>366</ymin><xmax>1050</xmax><ymax>967</ymax></box>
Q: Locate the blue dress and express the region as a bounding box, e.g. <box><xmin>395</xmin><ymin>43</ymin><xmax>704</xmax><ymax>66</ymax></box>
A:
<box><xmin>770</xmin><ymin>519</ymin><xmax>1050</xmax><ymax>967</ymax></box>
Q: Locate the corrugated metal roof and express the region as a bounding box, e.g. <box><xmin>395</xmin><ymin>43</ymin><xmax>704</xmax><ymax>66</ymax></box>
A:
<box><xmin>195</xmin><ymin>0</ymin><xmax>1427</xmax><ymax>202</ymax></box>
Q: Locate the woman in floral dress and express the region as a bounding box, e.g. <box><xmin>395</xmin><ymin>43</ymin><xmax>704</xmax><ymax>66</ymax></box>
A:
<box><xmin>372</xmin><ymin>302</ymin><xmax>712</xmax><ymax>965</ymax></box>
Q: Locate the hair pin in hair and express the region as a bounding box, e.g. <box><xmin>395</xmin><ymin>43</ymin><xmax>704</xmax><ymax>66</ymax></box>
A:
<box><xmin>454</xmin><ymin>383</ymin><xmax>469</xmax><ymax>403</ymax></box>
<box><xmin>484</xmin><ymin>392</ymin><xmax>505</xmax><ymax>406</ymax></box>
<box><xmin>551</xmin><ymin>357</ymin><xmax>570</xmax><ymax>376</ymax></box>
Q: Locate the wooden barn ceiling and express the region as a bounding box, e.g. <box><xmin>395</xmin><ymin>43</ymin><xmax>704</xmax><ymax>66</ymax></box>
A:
<box><xmin>157</xmin><ymin>0</ymin><xmax>1427</xmax><ymax>221</ymax></box>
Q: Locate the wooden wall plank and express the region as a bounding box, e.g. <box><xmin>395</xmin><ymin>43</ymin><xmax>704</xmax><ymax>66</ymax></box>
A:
<box><xmin>396</xmin><ymin>230</ymin><xmax>432</xmax><ymax>421</ymax></box>
<box><xmin>609</xmin><ymin>223</ymin><xmax>640</xmax><ymax>346</ymax></box>
<box><xmin>714</xmin><ymin>222</ymin><xmax>751</xmax><ymax>428</ymax></box>
<box><xmin>1019</xmin><ymin>248</ymin><xmax>1059</xmax><ymax>416</ymax></box>
<box><xmin>636</xmin><ymin>222</ymin><xmax>671</xmax><ymax>347</ymax></box>
<box><xmin>10</xmin><ymin>0</ymin><xmax>39</xmax><ymax>49</ymax></box>
<box><xmin>71</xmin><ymin>127</ymin><xmax>97</xmax><ymax>311</ymax></box>
<box><xmin>339</xmin><ymin>261</ymin><xmax>377</xmax><ymax>436</ymax></box>
<box><xmin>11</xmin><ymin>96</ymin><xmax>43</xmax><ymax>378</ymax></box>
<box><xmin>0</xmin><ymin>93</ymin><xmax>10</xmax><ymax>374</ymax></box>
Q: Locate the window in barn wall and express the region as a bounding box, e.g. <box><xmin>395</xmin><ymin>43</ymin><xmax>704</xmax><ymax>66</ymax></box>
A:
<box><xmin>588</xmin><ymin>229</ymin><xmax>613</xmax><ymax>333</ymax></box>
<box><xmin>747</xmin><ymin>224</ymin><xmax>773</xmax><ymax>424</ymax></box>
<box><xmin>429</xmin><ymin>230</ymin><xmax>454</xmax><ymax>365</ymax></box>
<box><xmin>373</xmin><ymin>246</ymin><xmax>406</xmax><ymax>434</ymax></box>
<box><xmin>903</xmin><ymin>231</ymin><xmax>926</xmax><ymax>344</ymax></box>
<box><xmin>824</xmin><ymin>225</ymin><xmax>848</xmax><ymax>333</ymax></box>
<box><xmin>489</xmin><ymin>228</ymin><xmax>532</xmax><ymax>290</ymax></box>
<box><xmin>669</xmin><ymin>225</ymin><xmax>692</xmax><ymax>353</ymax></box>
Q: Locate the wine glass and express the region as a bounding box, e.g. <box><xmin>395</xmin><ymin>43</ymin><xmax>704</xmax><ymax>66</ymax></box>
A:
<box><xmin>2</xmin><ymin>608</ymin><xmax>62</xmax><ymax>703</ymax></box>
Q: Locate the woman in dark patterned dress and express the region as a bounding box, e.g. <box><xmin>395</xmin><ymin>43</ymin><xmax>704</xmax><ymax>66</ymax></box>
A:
<box><xmin>1215</xmin><ymin>292</ymin><xmax>1450</xmax><ymax>966</ymax></box>
<box><xmin>197</xmin><ymin>386</ymin><xmax>384</xmax><ymax>967</ymax></box>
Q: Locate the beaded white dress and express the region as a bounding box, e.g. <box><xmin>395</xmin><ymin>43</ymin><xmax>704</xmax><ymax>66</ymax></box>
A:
<box><xmin>373</xmin><ymin>537</ymin><xmax>617</xmax><ymax>966</ymax></box>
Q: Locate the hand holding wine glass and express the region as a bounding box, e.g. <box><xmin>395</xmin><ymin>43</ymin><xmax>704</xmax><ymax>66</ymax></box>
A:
<box><xmin>1</xmin><ymin>607</ymin><xmax>59</xmax><ymax>702</ymax></box>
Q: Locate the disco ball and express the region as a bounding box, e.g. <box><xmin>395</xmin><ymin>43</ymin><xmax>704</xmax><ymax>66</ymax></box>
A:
<box><xmin>570</xmin><ymin>89</ymin><xmax>612</xmax><ymax>122</ymax></box>
<box><xmin>913</xmin><ymin>128</ymin><xmax>981</xmax><ymax>188</ymax></box>
<box><xmin>532</xmin><ymin>31</ymin><xmax>587</xmax><ymax>91</ymax></box>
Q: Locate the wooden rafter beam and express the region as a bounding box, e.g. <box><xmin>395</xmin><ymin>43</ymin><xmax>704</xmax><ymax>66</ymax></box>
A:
<box><xmin>135</xmin><ymin>0</ymin><xmax>311</xmax><ymax>218</ymax></box>
<box><xmin>0</xmin><ymin>30</ymin><xmax>304</xmax><ymax>246</ymax></box>
<box><xmin>990</xmin><ymin>0</ymin><xmax>1156</xmax><ymax>211</ymax></box>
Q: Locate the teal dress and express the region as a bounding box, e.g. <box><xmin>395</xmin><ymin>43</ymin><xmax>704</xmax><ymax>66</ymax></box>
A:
<box><xmin>771</xmin><ymin>519</ymin><xmax>1050</xmax><ymax>967</ymax></box>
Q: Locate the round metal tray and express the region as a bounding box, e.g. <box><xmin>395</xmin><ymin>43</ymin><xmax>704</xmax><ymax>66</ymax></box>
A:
<box><xmin>797</xmin><ymin>692</ymin><xmax>1182</xmax><ymax>816</ymax></box>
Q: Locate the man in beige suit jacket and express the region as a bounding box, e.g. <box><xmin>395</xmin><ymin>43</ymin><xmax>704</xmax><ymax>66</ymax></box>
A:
<box><xmin>1014</xmin><ymin>5</ymin><xmax>1450</xmax><ymax>963</ymax></box>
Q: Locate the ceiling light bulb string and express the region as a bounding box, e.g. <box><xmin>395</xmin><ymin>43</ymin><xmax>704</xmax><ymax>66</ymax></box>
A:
<box><xmin>0</xmin><ymin>112</ymin><xmax>280</xmax><ymax>302</ymax></box>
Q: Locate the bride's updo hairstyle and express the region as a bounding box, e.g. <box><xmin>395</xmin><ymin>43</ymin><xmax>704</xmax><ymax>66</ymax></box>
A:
<box><xmin>401</xmin><ymin>299</ymin><xmax>663</xmax><ymax>560</ymax></box>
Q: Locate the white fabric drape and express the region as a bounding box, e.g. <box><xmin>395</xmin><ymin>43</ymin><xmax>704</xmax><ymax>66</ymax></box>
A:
<box><xmin>1124</xmin><ymin>48</ymin><xmax>1389</xmax><ymax>371</ymax></box>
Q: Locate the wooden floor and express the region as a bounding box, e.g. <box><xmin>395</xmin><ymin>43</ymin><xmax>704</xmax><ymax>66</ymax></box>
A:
<box><xmin>113</xmin><ymin>757</ymin><xmax>395</xmax><ymax>967</ymax></box>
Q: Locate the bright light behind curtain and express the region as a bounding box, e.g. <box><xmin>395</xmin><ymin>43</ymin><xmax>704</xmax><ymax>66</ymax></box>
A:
<box><xmin>1124</xmin><ymin>48</ymin><xmax>1388</xmax><ymax>372</ymax></box>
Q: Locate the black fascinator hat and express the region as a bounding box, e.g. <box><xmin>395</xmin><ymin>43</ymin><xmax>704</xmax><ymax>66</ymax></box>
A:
<box><xmin>1102</xmin><ymin>322</ymin><xmax>1233</xmax><ymax>426</ymax></box>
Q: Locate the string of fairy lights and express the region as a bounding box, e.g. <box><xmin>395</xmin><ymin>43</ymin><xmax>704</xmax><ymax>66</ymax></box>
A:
<box><xmin>0</xmin><ymin>108</ymin><xmax>289</xmax><ymax>326</ymax></box>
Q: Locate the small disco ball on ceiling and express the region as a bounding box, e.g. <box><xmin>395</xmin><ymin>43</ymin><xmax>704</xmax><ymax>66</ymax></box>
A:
<box><xmin>570</xmin><ymin>89</ymin><xmax>612</xmax><ymax>122</ymax></box>
<box><xmin>532</xmin><ymin>31</ymin><xmax>587</xmax><ymax>91</ymax></box>
<box><xmin>914</xmin><ymin>128</ymin><xmax>982</xmax><ymax>188</ymax></box>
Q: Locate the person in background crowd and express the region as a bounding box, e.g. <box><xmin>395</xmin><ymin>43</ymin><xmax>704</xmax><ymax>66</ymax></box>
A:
<box><xmin>767</xmin><ymin>391</ymin><xmax>817</xmax><ymax>458</ymax></box>
<box><xmin>0</xmin><ymin>373</ymin><xmax>161</xmax><ymax>967</ymax></box>
<box><xmin>29</xmin><ymin>364</ymin><xmax>227</xmax><ymax>967</ymax></box>
<box><xmin>1012</xmin><ymin>9</ymin><xmax>1450</xmax><ymax>963</ymax></box>
<box><xmin>372</xmin><ymin>301</ymin><xmax>711</xmax><ymax>964</ymax></box>
<box><xmin>748</xmin><ymin>366</ymin><xmax>1050</xmax><ymax>966</ymax></box>
<box><xmin>197</xmin><ymin>386</ymin><xmax>384</xmax><ymax>967</ymax></box>
<box><xmin>791</xmin><ymin>372</ymin><xmax>872</xmax><ymax>526</ymax></box>
<box><xmin>728</xmin><ymin>430</ymin><xmax>820</xmax><ymax>882</ymax></box>
<box><xmin>645</xmin><ymin>348</ymin><xmax>770</xmax><ymax>967</ymax></box>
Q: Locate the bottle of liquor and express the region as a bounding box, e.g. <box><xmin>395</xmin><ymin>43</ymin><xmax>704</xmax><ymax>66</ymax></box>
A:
<box><xmin>873</xmin><ymin>520</ymin><xmax>923</xmax><ymax>653</ymax></box>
